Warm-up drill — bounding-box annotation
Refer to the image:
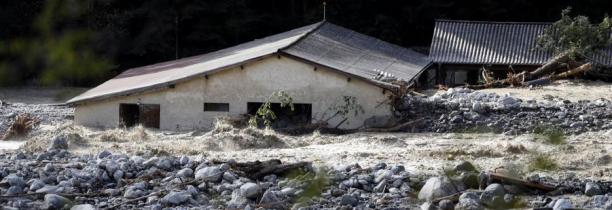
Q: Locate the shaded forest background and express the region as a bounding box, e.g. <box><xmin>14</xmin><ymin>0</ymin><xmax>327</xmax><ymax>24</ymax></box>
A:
<box><xmin>1</xmin><ymin>0</ymin><xmax>611</xmax><ymax>87</ymax></box>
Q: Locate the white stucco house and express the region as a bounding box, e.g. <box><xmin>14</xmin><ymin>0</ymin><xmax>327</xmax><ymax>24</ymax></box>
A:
<box><xmin>67</xmin><ymin>21</ymin><xmax>431</xmax><ymax>131</ymax></box>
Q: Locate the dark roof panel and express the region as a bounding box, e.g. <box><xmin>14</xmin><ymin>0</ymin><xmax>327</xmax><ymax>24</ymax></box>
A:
<box><xmin>283</xmin><ymin>23</ymin><xmax>432</xmax><ymax>83</ymax></box>
<box><xmin>430</xmin><ymin>20</ymin><xmax>612</xmax><ymax>66</ymax></box>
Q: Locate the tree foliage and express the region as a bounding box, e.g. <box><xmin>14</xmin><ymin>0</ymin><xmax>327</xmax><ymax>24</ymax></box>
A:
<box><xmin>0</xmin><ymin>0</ymin><xmax>112</xmax><ymax>86</ymax></box>
<box><xmin>536</xmin><ymin>7</ymin><xmax>612</xmax><ymax>59</ymax></box>
<box><xmin>1</xmin><ymin>0</ymin><xmax>612</xmax><ymax>86</ymax></box>
<box><xmin>248</xmin><ymin>91</ymin><xmax>294</xmax><ymax>128</ymax></box>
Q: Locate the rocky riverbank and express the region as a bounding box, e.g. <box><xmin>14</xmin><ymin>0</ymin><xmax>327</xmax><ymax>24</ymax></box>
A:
<box><xmin>1</xmin><ymin>135</ymin><xmax>612</xmax><ymax>209</ymax></box>
<box><xmin>399</xmin><ymin>87</ymin><xmax>612</xmax><ymax>134</ymax></box>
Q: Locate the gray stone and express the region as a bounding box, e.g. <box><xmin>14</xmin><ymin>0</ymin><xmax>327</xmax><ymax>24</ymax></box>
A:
<box><xmin>587</xmin><ymin>195</ymin><xmax>609</xmax><ymax>208</ymax></box>
<box><xmin>36</xmin><ymin>185</ymin><xmax>63</xmax><ymax>194</ymax></box>
<box><xmin>373</xmin><ymin>162</ymin><xmax>387</xmax><ymax>170</ymax></box>
<box><xmin>280</xmin><ymin>187</ymin><xmax>297</xmax><ymax>195</ymax></box>
<box><xmin>240</xmin><ymin>182</ymin><xmax>262</xmax><ymax>199</ymax></box>
<box><xmin>472</xmin><ymin>102</ymin><xmax>484</xmax><ymax>113</ymax></box>
<box><xmin>49</xmin><ymin>135</ymin><xmax>69</xmax><ymax>151</ymax></box>
<box><xmin>97</xmin><ymin>150</ymin><xmax>112</xmax><ymax>159</ymax></box>
<box><xmin>439</xmin><ymin>199</ymin><xmax>455</xmax><ymax>210</ymax></box>
<box><xmin>223</xmin><ymin>171</ymin><xmax>238</xmax><ymax>182</ymax></box>
<box><xmin>260</xmin><ymin>189</ymin><xmax>285</xmax><ymax>209</ymax></box>
<box><xmin>480</xmin><ymin>183</ymin><xmax>505</xmax><ymax>207</ymax></box>
<box><xmin>113</xmin><ymin>170</ymin><xmax>124</xmax><ymax>183</ymax></box>
<box><xmin>391</xmin><ymin>165</ymin><xmax>405</xmax><ymax>174</ymax></box>
<box><xmin>456</xmin><ymin>198</ymin><xmax>484</xmax><ymax>210</ymax></box>
<box><xmin>340</xmin><ymin>194</ymin><xmax>358</xmax><ymax>206</ymax></box>
<box><xmin>161</xmin><ymin>191</ymin><xmax>192</xmax><ymax>205</ymax></box>
<box><xmin>418</xmin><ymin>177</ymin><xmax>459</xmax><ymax>201</ymax></box>
<box><xmin>70</xmin><ymin>204</ymin><xmax>96</xmax><ymax>210</ymax></box>
<box><xmin>44</xmin><ymin>194</ymin><xmax>71</xmax><ymax>210</ymax></box>
<box><xmin>29</xmin><ymin>179</ymin><xmax>45</xmax><ymax>191</ymax></box>
<box><xmin>373</xmin><ymin>180</ymin><xmax>388</xmax><ymax>193</ymax></box>
<box><xmin>5</xmin><ymin>186</ymin><xmax>22</xmax><ymax>195</ymax></box>
<box><xmin>585</xmin><ymin>182</ymin><xmax>603</xmax><ymax>196</ymax></box>
<box><xmin>1</xmin><ymin>174</ymin><xmax>25</xmax><ymax>187</ymax></box>
<box><xmin>195</xmin><ymin>166</ymin><xmax>223</xmax><ymax>182</ymax></box>
<box><xmin>130</xmin><ymin>156</ymin><xmax>145</xmax><ymax>165</ymax></box>
<box><xmin>459</xmin><ymin>192</ymin><xmax>480</xmax><ymax>201</ymax></box>
<box><xmin>553</xmin><ymin>198</ymin><xmax>572</xmax><ymax>210</ymax></box>
<box><xmin>227</xmin><ymin>190</ymin><xmax>250</xmax><ymax>209</ymax></box>
<box><xmin>143</xmin><ymin>157</ymin><xmax>159</xmax><ymax>168</ymax></box>
<box><xmin>155</xmin><ymin>158</ymin><xmax>174</xmax><ymax>171</ymax></box>
<box><xmin>179</xmin><ymin>156</ymin><xmax>190</xmax><ymax>165</ymax></box>
<box><xmin>374</xmin><ymin>169</ymin><xmax>393</xmax><ymax>183</ymax></box>
<box><xmin>176</xmin><ymin>168</ymin><xmax>193</xmax><ymax>178</ymax></box>
<box><xmin>124</xmin><ymin>188</ymin><xmax>145</xmax><ymax>199</ymax></box>
<box><xmin>44</xmin><ymin>164</ymin><xmax>55</xmax><ymax>173</ymax></box>
<box><xmin>420</xmin><ymin>202</ymin><xmax>436</xmax><ymax>210</ymax></box>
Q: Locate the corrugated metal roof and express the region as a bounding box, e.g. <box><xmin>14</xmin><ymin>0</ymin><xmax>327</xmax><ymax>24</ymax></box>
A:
<box><xmin>68</xmin><ymin>22</ymin><xmax>431</xmax><ymax>104</ymax></box>
<box><xmin>283</xmin><ymin>23</ymin><xmax>432</xmax><ymax>83</ymax></box>
<box><xmin>430</xmin><ymin>20</ymin><xmax>612</xmax><ymax>66</ymax></box>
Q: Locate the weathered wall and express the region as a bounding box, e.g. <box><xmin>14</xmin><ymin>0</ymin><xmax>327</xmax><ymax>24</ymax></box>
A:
<box><xmin>75</xmin><ymin>55</ymin><xmax>393</xmax><ymax>130</ymax></box>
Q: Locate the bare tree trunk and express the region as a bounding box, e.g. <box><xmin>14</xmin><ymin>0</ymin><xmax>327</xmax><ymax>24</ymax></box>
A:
<box><xmin>522</xmin><ymin>52</ymin><xmax>572</xmax><ymax>80</ymax></box>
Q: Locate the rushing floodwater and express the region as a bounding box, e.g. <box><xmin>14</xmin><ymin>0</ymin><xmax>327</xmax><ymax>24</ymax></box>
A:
<box><xmin>0</xmin><ymin>140</ymin><xmax>25</xmax><ymax>150</ymax></box>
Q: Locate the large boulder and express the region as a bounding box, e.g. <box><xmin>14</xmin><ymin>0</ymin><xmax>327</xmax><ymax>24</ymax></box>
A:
<box><xmin>585</xmin><ymin>182</ymin><xmax>602</xmax><ymax>196</ymax></box>
<box><xmin>552</xmin><ymin>198</ymin><xmax>573</xmax><ymax>210</ymax></box>
<box><xmin>195</xmin><ymin>166</ymin><xmax>223</xmax><ymax>182</ymax></box>
<box><xmin>240</xmin><ymin>183</ymin><xmax>262</xmax><ymax>199</ymax></box>
<box><xmin>44</xmin><ymin>194</ymin><xmax>71</xmax><ymax>210</ymax></box>
<box><xmin>480</xmin><ymin>183</ymin><xmax>506</xmax><ymax>207</ymax></box>
<box><xmin>48</xmin><ymin>135</ymin><xmax>69</xmax><ymax>151</ymax></box>
<box><xmin>227</xmin><ymin>189</ymin><xmax>251</xmax><ymax>209</ymax></box>
<box><xmin>418</xmin><ymin>177</ymin><xmax>460</xmax><ymax>201</ymax></box>
<box><xmin>161</xmin><ymin>191</ymin><xmax>192</xmax><ymax>205</ymax></box>
<box><xmin>70</xmin><ymin>204</ymin><xmax>96</xmax><ymax>210</ymax></box>
<box><xmin>455</xmin><ymin>192</ymin><xmax>484</xmax><ymax>210</ymax></box>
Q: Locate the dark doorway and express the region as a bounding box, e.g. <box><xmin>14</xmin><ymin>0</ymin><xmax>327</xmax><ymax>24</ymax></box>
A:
<box><xmin>119</xmin><ymin>103</ymin><xmax>160</xmax><ymax>129</ymax></box>
<box><xmin>247</xmin><ymin>102</ymin><xmax>312</xmax><ymax>128</ymax></box>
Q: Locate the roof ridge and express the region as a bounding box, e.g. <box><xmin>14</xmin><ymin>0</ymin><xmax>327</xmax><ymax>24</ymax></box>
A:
<box><xmin>435</xmin><ymin>19</ymin><xmax>552</xmax><ymax>25</ymax></box>
<box><xmin>278</xmin><ymin>21</ymin><xmax>327</xmax><ymax>52</ymax></box>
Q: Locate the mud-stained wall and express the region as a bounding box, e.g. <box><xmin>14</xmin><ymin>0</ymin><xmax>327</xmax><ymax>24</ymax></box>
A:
<box><xmin>74</xmin><ymin>55</ymin><xmax>393</xmax><ymax>130</ymax></box>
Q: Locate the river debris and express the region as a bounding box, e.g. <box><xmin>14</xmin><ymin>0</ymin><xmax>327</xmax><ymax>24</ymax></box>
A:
<box><xmin>2</xmin><ymin>114</ymin><xmax>39</xmax><ymax>140</ymax></box>
<box><xmin>397</xmin><ymin>87</ymin><xmax>612</xmax><ymax>134</ymax></box>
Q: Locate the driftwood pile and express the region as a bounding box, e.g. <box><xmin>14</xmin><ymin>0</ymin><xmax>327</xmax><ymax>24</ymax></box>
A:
<box><xmin>466</xmin><ymin>52</ymin><xmax>593</xmax><ymax>89</ymax></box>
<box><xmin>1</xmin><ymin>114</ymin><xmax>38</xmax><ymax>140</ymax></box>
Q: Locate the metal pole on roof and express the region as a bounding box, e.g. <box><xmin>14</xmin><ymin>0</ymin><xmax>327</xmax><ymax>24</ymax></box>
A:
<box><xmin>323</xmin><ymin>1</ymin><xmax>326</xmax><ymax>20</ymax></box>
<box><xmin>175</xmin><ymin>14</ymin><xmax>179</xmax><ymax>59</ymax></box>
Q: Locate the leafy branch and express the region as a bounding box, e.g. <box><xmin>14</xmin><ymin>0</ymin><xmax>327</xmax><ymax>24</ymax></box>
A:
<box><xmin>248</xmin><ymin>91</ymin><xmax>294</xmax><ymax>128</ymax></box>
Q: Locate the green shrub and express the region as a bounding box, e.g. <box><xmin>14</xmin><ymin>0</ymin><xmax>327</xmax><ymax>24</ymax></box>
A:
<box><xmin>528</xmin><ymin>153</ymin><xmax>558</xmax><ymax>171</ymax></box>
<box><xmin>533</xmin><ymin>126</ymin><xmax>566</xmax><ymax>145</ymax></box>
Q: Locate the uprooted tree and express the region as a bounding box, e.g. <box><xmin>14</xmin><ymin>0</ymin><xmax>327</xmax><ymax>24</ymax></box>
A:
<box><xmin>467</xmin><ymin>7</ymin><xmax>612</xmax><ymax>89</ymax></box>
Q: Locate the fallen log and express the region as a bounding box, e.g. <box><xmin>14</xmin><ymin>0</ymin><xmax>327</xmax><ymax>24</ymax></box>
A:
<box><xmin>105</xmin><ymin>191</ymin><xmax>163</xmax><ymax>209</ymax></box>
<box><xmin>523</xmin><ymin>52</ymin><xmax>573</xmax><ymax>81</ymax></box>
<box><xmin>522</xmin><ymin>63</ymin><xmax>592</xmax><ymax>86</ymax></box>
<box><xmin>214</xmin><ymin>159</ymin><xmax>312</xmax><ymax>180</ymax></box>
<box><xmin>550</xmin><ymin>62</ymin><xmax>591</xmax><ymax>80</ymax></box>
<box><xmin>489</xmin><ymin>172</ymin><xmax>555</xmax><ymax>192</ymax></box>
<box><xmin>361</xmin><ymin>118</ymin><xmax>424</xmax><ymax>132</ymax></box>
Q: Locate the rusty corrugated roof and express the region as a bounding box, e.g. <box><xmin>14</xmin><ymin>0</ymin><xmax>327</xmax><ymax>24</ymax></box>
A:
<box><xmin>430</xmin><ymin>20</ymin><xmax>612</xmax><ymax>66</ymax></box>
<box><xmin>67</xmin><ymin>22</ymin><xmax>431</xmax><ymax>104</ymax></box>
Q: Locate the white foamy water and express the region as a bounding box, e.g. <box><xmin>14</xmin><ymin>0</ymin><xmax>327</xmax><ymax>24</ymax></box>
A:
<box><xmin>0</xmin><ymin>141</ymin><xmax>25</xmax><ymax>150</ymax></box>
